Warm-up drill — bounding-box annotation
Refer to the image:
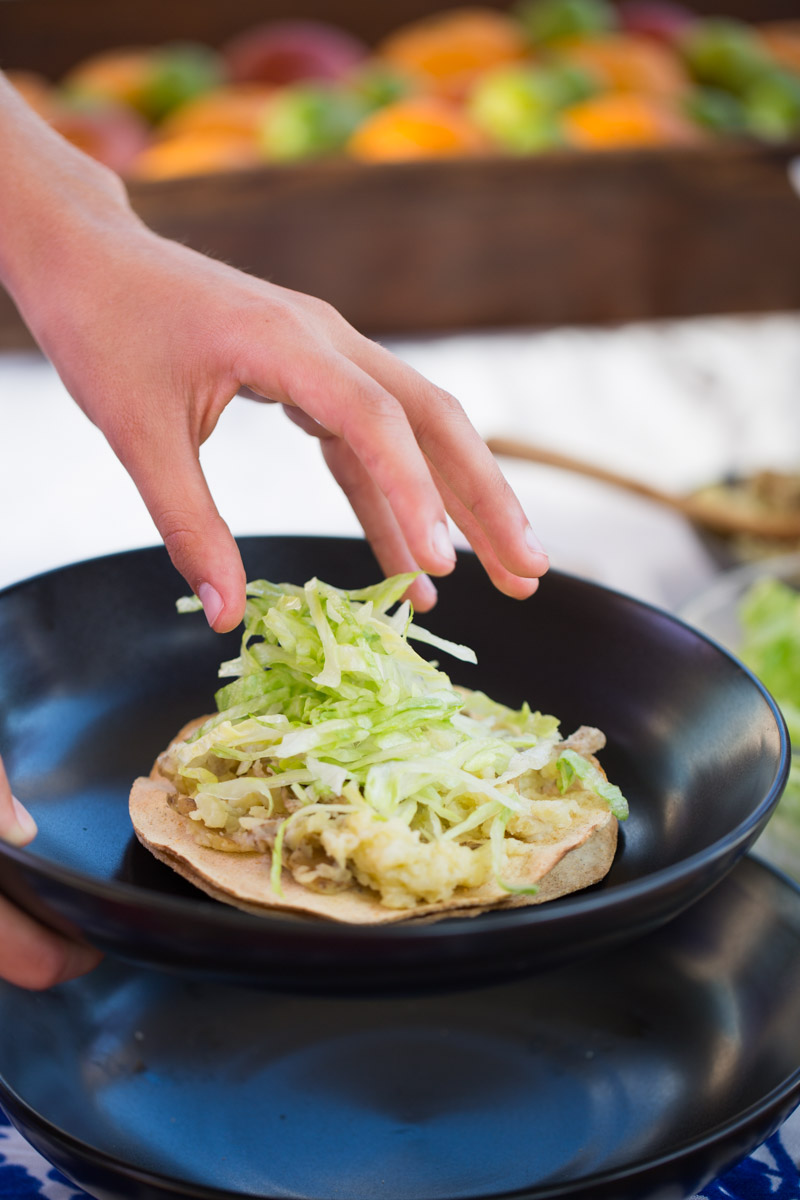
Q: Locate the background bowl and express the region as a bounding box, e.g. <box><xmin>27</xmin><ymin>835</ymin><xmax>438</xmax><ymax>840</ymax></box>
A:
<box><xmin>682</xmin><ymin>550</ymin><xmax>800</xmax><ymax>880</ymax></box>
<box><xmin>0</xmin><ymin>536</ymin><xmax>789</xmax><ymax>993</ymax></box>
<box><xmin>681</xmin><ymin>550</ymin><xmax>800</xmax><ymax>652</ymax></box>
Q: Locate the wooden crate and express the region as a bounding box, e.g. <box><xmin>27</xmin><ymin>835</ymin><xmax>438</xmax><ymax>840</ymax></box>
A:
<box><xmin>1</xmin><ymin>0</ymin><xmax>800</xmax><ymax>346</ymax></box>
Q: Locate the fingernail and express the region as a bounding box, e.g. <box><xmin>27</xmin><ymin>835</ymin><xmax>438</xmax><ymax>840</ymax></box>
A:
<box><xmin>416</xmin><ymin>575</ymin><xmax>438</xmax><ymax>607</ymax></box>
<box><xmin>1</xmin><ymin>797</ymin><xmax>38</xmax><ymax>847</ymax></box>
<box><xmin>525</xmin><ymin>525</ymin><xmax>547</xmax><ymax>559</ymax></box>
<box><xmin>432</xmin><ymin>521</ymin><xmax>456</xmax><ymax>565</ymax></box>
<box><xmin>198</xmin><ymin>582</ymin><xmax>223</xmax><ymax>629</ymax></box>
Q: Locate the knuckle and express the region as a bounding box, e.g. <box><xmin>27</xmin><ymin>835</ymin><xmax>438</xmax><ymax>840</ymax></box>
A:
<box><xmin>157</xmin><ymin>511</ymin><xmax>202</xmax><ymax>569</ymax></box>
<box><xmin>430</xmin><ymin>385</ymin><xmax>462</xmax><ymax>414</ymax></box>
<box><xmin>412</xmin><ymin>386</ymin><xmax>465</xmax><ymax>446</ymax></box>
<box><xmin>465</xmin><ymin>472</ymin><xmax>510</xmax><ymax>521</ymax></box>
<box><xmin>344</xmin><ymin>389</ymin><xmax>403</xmax><ymax>436</ymax></box>
<box><xmin>306</xmin><ymin>294</ymin><xmax>338</xmax><ymax>323</ymax></box>
<box><xmin>292</xmin><ymin>291</ymin><xmax>344</xmax><ymax>331</ymax></box>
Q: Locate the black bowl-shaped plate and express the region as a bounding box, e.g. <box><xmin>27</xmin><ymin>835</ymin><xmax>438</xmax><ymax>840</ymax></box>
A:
<box><xmin>0</xmin><ymin>537</ymin><xmax>789</xmax><ymax>992</ymax></box>
<box><xmin>1</xmin><ymin>857</ymin><xmax>800</xmax><ymax>1200</ymax></box>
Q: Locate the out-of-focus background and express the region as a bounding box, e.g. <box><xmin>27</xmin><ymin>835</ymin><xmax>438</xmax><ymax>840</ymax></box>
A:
<box><xmin>1</xmin><ymin>0</ymin><xmax>800</xmax><ymax>616</ymax></box>
<box><xmin>2</xmin><ymin>314</ymin><xmax>800</xmax><ymax>611</ymax></box>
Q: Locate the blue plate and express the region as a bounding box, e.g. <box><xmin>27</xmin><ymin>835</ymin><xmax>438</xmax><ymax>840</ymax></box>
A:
<box><xmin>1</xmin><ymin>856</ymin><xmax>799</xmax><ymax>1200</ymax></box>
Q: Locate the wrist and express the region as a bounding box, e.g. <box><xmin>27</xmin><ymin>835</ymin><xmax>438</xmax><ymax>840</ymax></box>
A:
<box><xmin>0</xmin><ymin>73</ymin><xmax>141</xmax><ymax>337</ymax></box>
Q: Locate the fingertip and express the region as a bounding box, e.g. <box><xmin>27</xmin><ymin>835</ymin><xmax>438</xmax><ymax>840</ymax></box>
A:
<box><xmin>55</xmin><ymin>945</ymin><xmax>105</xmax><ymax>986</ymax></box>
<box><xmin>431</xmin><ymin>521</ymin><xmax>457</xmax><ymax>572</ymax></box>
<box><xmin>530</xmin><ymin>551</ymin><xmax>550</xmax><ymax>578</ymax></box>
<box><xmin>496</xmin><ymin>574</ymin><xmax>542</xmax><ymax>602</ymax></box>
<box><xmin>408</xmin><ymin>574</ymin><xmax>438</xmax><ymax>612</ymax></box>
<box><xmin>523</xmin><ymin>527</ymin><xmax>550</xmax><ymax>578</ymax></box>
<box><xmin>198</xmin><ymin>582</ymin><xmax>223</xmax><ymax>628</ymax></box>
<box><xmin>1</xmin><ymin>797</ymin><xmax>38</xmax><ymax>848</ymax></box>
<box><xmin>198</xmin><ymin>579</ymin><xmax>246</xmax><ymax>633</ymax></box>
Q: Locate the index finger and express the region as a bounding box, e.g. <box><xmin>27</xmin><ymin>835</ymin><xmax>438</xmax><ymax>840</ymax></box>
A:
<box><xmin>341</xmin><ymin>336</ymin><xmax>548</xmax><ymax>582</ymax></box>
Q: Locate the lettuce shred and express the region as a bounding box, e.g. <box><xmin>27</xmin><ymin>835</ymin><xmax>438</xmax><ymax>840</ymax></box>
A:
<box><xmin>167</xmin><ymin>573</ymin><xmax>627</xmax><ymax>907</ymax></box>
<box><xmin>740</xmin><ymin>577</ymin><xmax>800</xmax><ymax>827</ymax></box>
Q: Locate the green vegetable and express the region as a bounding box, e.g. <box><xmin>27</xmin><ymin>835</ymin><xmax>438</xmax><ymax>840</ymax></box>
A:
<box><xmin>739</xmin><ymin>576</ymin><xmax>800</xmax><ymax>854</ymax></box>
<box><xmin>739</xmin><ymin>577</ymin><xmax>800</xmax><ymax>744</ymax></box>
<box><xmin>557</xmin><ymin>749</ymin><xmax>629</xmax><ymax>819</ymax></box>
<box><xmin>174</xmin><ymin>572</ymin><xmax>627</xmax><ymax>903</ymax></box>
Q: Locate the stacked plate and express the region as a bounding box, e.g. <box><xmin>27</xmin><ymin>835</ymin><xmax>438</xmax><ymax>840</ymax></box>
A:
<box><xmin>0</xmin><ymin>537</ymin><xmax>797</xmax><ymax>1200</ymax></box>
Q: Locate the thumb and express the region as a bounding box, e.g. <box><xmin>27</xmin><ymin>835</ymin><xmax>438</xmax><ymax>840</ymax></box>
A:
<box><xmin>121</xmin><ymin>437</ymin><xmax>246</xmax><ymax>632</ymax></box>
<box><xmin>0</xmin><ymin>756</ymin><xmax>37</xmax><ymax>848</ymax></box>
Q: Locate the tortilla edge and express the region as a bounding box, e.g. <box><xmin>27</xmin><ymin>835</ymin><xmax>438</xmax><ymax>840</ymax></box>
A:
<box><xmin>129</xmin><ymin>717</ymin><xmax>619</xmax><ymax>925</ymax></box>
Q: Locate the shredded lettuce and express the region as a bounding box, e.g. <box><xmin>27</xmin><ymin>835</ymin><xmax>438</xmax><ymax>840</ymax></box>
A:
<box><xmin>740</xmin><ymin>577</ymin><xmax>800</xmax><ymax>744</ymax></box>
<box><xmin>171</xmin><ymin>572</ymin><xmax>627</xmax><ymax>905</ymax></box>
<box><xmin>739</xmin><ymin>577</ymin><xmax>800</xmax><ymax>827</ymax></box>
<box><xmin>556</xmin><ymin>749</ymin><xmax>629</xmax><ymax>820</ymax></box>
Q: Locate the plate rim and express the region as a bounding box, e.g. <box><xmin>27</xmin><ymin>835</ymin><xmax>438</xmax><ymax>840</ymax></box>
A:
<box><xmin>0</xmin><ymin>538</ymin><xmax>791</xmax><ymax>944</ymax></box>
<box><xmin>2</xmin><ymin>858</ymin><xmax>800</xmax><ymax>1200</ymax></box>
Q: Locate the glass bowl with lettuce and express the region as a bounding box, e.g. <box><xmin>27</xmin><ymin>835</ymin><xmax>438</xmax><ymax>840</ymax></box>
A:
<box><xmin>682</xmin><ymin>552</ymin><xmax>800</xmax><ymax>879</ymax></box>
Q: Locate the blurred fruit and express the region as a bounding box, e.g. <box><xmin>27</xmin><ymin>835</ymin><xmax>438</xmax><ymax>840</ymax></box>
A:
<box><xmin>347</xmin><ymin>96</ymin><xmax>488</xmax><ymax>160</ymax></box>
<box><xmin>760</xmin><ymin>23</ymin><xmax>800</xmax><ymax>76</ymax></box>
<box><xmin>259</xmin><ymin>83</ymin><xmax>367</xmax><ymax>160</ymax></box>
<box><xmin>160</xmin><ymin>84</ymin><xmax>274</xmax><ymax>139</ymax></box>
<box><xmin>131</xmin><ymin>131</ymin><xmax>260</xmax><ymax>179</ymax></box>
<box><xmin>63</xmin><ymin>47</ymin><xmax>156</xmax><ymax>111</ymax></box>
<box><xmin>560</xmin><ymin>33</ymin><xmax>690</xmax><ymax>98</ymax></box>
<box><xmin>617</xmin><ymin>2</ymin><xmax>696</xmax><ymax>45</ymax></box>
<box><xmin>743</xmin><ymin>69</ymin><xmax>800</xmax><ymax>141</ymax></box>
<box><xmin>468</xmin><ymin>63</ymin><xmax>596</xmax><ymax>151</ymax></box>
<box><xmin>137</xmin><ymin>43</ymin><xmax>225</xmax><ymax>122</ymax></box>
<box><xmin>5</xmin><ymin>70</ymin><xmax>59</xmax><ymax>120</ymax></box>
<box><xmin>541</xmin><ymin>61</ymin><xmax>603</xmax><ymax>106</ymax></box>
<box><xmin>18</xmin><ymin>4</ymin><xmax>800</xmax><ymax>171</ymax></box>
<box><xmin>515</xmin><ymin>0</ymin><xmax>617</xmax><ymax>46</ymax></box>
<box><xmin>377</xmin><ymin>8</ymin><xmax>527</xmax><ymax>100</ymax></box>
<box><xmin>681</xmin><ymin>19</ymin><xmax>773</xmax><ymax>95</ymax></box>
<box><xmin>51</xmin><ymin>97</ymin><xmax>151</xmax><ymax>174</ymax></box>
<box><xmin>223</xmin><ymin>20</ymin><xmax>368</xmax><ymax>87</ymax></box>
<box><xmin>563</xmin><ymin>91</ymin><xmax>699</xmax><ymax>146</ymax></box>
<box><xmin>65</xmin><ymin>42</ymin><xmax>225</xmax><ymax>124</ymax></box>
<box><xmin>349</xmin><ymin>61</ymin><xmax>419</xmax><ymax>111</ymax></box>
<box><xmin>685</xmin><ymin>86</ymin><xmax>746</xmax><ymax>134</ymax></box>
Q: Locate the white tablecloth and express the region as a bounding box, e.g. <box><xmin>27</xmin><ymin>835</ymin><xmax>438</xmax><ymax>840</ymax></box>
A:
<box><xmin>3</xmin><ymin>311</ymin><xmax>800</xmax><ymax>611</ymax></box>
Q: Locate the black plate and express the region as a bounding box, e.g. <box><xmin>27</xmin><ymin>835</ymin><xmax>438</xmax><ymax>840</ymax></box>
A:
<box><xmin>1</xmin><ymin>856</ymin><xmax>800</xmax><ymax>1200</ymax></box>
<box><xmin>0</xmin><ymin>537</ymin><xmax>789</xmax><ymax>992</ymax></box>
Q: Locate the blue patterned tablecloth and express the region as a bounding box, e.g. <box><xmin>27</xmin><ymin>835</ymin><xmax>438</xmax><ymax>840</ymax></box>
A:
<box><xmin>2</xmin><ymin>1101</ymin><xmax>800</xmax><ymax>1200</ymax></box>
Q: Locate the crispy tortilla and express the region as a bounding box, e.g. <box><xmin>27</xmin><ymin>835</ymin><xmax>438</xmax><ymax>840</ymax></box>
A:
<box><xmin>129</xmin><ymin>718</ymin><xmax>618</xmax><ymax>925</ymax></box>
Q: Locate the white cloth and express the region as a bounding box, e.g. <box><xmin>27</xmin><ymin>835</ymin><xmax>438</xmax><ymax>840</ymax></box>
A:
<box><xmin>2</xmin><ymin>311</ymin><xmax>800</xmax><ymax>612</ymax></box>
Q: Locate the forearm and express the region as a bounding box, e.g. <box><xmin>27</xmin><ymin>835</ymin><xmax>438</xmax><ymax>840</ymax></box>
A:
<box><xmin>0</xmin><ymin>71</ymin><xmax>139</xmax><ymax>334</ymax></box>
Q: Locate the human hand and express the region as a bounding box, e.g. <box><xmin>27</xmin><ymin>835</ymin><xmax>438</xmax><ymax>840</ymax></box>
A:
<box><xmin>19</xmin><ymin>222</ymin><xmax>547</xmax><ymax>631</ymax></box>
<box><xmin>0</xmin><ymin>757</ymin><xmax>103</xmax><ymax>989</ymax></box>
<box><xmin>1</xmin><ymin>71</ymin><xmax>548</xmax><ymax>634</ymax></box>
